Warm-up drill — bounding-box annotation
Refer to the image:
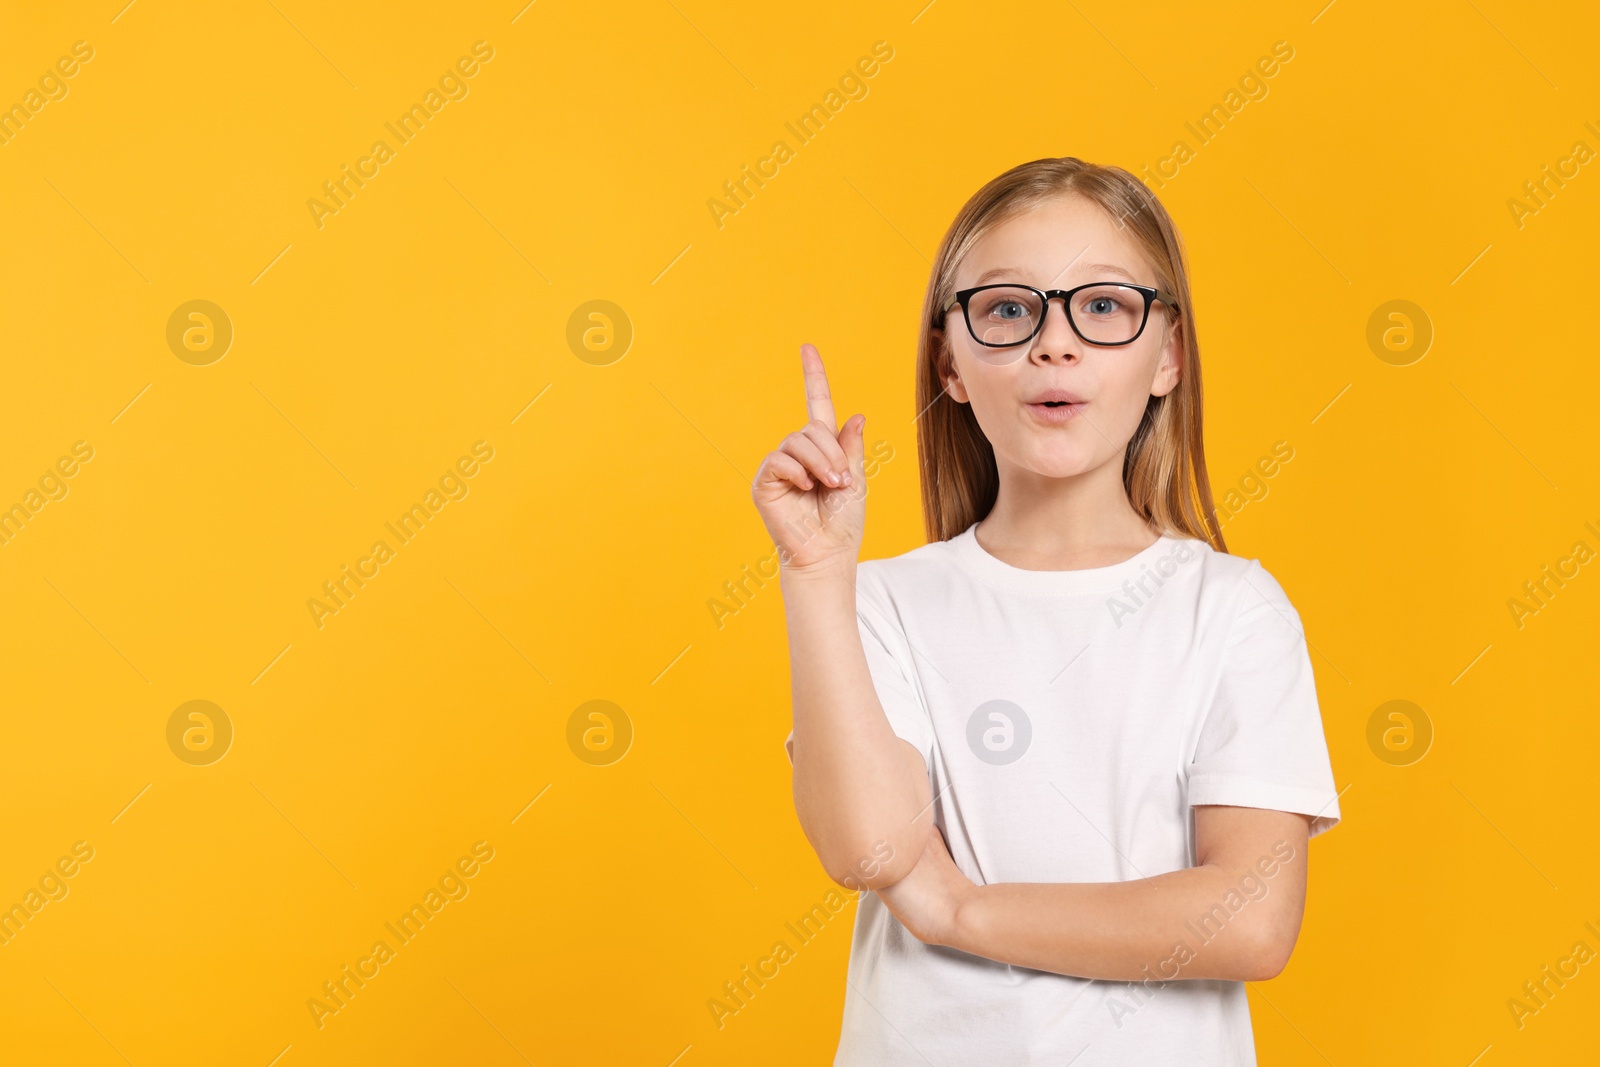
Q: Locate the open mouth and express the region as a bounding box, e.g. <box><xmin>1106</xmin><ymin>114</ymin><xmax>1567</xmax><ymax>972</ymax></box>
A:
<box><xmin>1026</xmin><ymin>399</ymin><xmax>1085</xmax><ymax>423</ymax></box>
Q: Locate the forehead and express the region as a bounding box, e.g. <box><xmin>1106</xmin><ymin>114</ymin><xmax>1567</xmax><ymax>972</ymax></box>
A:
<box><xmin>958</xmin><ymin>194</ymin><xmax>1153</xmax><ymax>285</ymax></box>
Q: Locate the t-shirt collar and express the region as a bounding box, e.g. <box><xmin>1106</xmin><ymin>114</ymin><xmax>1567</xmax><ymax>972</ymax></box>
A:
<box><xmin>947</xmin><ymin>520</ymin><xmax>1193</xmax><ymax>595</ymax></box>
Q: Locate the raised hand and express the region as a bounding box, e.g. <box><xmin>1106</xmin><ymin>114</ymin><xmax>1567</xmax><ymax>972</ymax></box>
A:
<box><xmin>750</xmin><ymin>343</ymin><xmax>868</xmax><ymax>574</ymax></box>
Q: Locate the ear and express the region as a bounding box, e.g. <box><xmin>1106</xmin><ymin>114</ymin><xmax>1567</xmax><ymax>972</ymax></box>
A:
<box><xmin>932</xmin><ymin>328</ymin><xmax>970</xmax><ymax>403</ymax></box>
<box><xmin>1150</xmin><ymin>318</ymin><xmax>1183</xmax><ymax>399</ymax></box>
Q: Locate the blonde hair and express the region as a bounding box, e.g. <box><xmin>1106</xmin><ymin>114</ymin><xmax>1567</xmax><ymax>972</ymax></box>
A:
<box><xmin>915</xmin><ymin>156</ymin><xmax>1226</xmax><ymax>552</ymax></box>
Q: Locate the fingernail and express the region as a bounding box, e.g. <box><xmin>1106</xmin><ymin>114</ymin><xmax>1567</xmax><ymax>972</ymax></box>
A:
<box><xmin>843</xmin><ymin>472</ymin><xmax>854</xmax><ymax>487</ymax></box>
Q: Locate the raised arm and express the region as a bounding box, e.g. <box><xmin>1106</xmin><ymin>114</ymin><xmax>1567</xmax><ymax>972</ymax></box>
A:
<box><xmin>752</xmin><ymin>344</ymin><xmax>934</xmax><ymax>891</ymax></box>
<box><xmin>780</xmin><ymin>562</ymin><xmax>934</xmax><ymax>890</ymax></box>
<box><xmin>879</xmin><ymin>804</ymin><xmax>1312</xmax><ymax>982</ymax></box>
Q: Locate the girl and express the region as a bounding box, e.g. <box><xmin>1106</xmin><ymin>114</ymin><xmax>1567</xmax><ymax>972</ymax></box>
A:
<box><xmin>751</xmin><ymin>156</ymin><xmax>1341</xmax><ymax>1065</ymax></box>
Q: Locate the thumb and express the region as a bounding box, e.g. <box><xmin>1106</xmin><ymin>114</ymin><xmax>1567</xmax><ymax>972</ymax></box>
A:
<box><xmin>842</xmin><ymin>413</ymin><xmax>866</xmax><ymax>472</ymax></box>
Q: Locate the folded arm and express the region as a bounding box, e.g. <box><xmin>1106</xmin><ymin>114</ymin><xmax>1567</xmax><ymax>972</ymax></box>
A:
<box><xmin>880</xmin><ymin>804</ymin><xmax>1312</xmax><ymax>982</ymax></box>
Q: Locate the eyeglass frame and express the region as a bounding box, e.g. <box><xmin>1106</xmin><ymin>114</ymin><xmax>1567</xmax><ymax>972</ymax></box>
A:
<box><xmin>941</xmin><ymin>281</ymin><xmax>1182</xmax><ymax>349</ymax></box>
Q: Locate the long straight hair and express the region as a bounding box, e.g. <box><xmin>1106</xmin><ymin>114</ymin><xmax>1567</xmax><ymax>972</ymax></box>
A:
<box><xmin>915</xmin><ymin>156</ymin><xmax>1227</xmax><ymax>553</ymax></box>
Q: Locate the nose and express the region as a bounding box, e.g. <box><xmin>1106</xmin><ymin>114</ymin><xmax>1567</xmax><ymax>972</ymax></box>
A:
<box><xmin>1029</xmin><ymin>295</ymin><xmax>1082</xmax><ymax>363</ymax></box>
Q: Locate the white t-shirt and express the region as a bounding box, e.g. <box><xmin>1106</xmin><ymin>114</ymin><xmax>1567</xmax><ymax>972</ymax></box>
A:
<box><xmin>785</xmin><ymin>521</ymin><xmax>1341</xmax><ymax>1066</ymax></box>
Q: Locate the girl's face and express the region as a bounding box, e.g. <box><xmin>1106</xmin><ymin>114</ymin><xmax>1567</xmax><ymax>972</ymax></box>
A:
<box><xmin>933</xmin><ymin>194</ymin><xmax>1183</xmax><ymax>481</ymax></box>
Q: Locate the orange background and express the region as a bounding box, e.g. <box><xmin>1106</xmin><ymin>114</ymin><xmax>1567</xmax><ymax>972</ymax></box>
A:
<box><xmin>1</xmin><ymin>1</ymin><xmax>1596</xmax><ymax>1063</ymax></box>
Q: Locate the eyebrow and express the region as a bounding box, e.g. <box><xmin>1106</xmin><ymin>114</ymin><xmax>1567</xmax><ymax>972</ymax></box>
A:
<box><xmin>972</xmin><ymin>262</ymin><xmax>1142</xmax><ymax>286</ymax></box>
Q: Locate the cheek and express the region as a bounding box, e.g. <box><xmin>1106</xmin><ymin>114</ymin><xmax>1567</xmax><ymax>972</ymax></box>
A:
<box><xmin>1103</xmin><ymin>381</ymin><xmax>1153</xmax><ymax>431</ymax></box>
<box><xmin>955</xmin><ymin>360</ymin><xmax>1018</xmax><ymax>426</ymax></box>
<box><xmin>1102</xmin><ymin>351</ymin><xmax>1165</xmax><ymax>422</ymax></box>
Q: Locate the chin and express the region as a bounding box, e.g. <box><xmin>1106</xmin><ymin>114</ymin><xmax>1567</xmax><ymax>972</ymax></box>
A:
<box><xmin>1016</xmin><ymin>446</ymin><xmax>1094</xmax><ymax>479</ymax></box>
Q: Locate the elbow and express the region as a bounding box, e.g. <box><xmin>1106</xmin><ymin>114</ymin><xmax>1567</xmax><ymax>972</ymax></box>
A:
<box><xmin>822</xmin><ymin>824</ymin><xmax>929</xmax><ymax>892</ymax></box>
<box><xmin>1240</xmin><ymin>926</ymin><xmax>1299</xmax><ymax>982</ymax></box>
<box><xmin>1243</xmin><ymin>950</ymin><xmax>1290</xmax><ymax>983</ymax></box>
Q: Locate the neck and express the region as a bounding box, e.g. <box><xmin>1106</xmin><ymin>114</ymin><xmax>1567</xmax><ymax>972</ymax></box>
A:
<box><xmin>977</xmin><ymin>453</ymin><xmax>1158</xmax><ymax>568</ymax></box>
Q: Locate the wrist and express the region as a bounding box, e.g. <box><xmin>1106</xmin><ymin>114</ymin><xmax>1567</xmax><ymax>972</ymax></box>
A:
<box><xmin>778</xmin><ymin>553</ymin><xmax>857</xmax><ymax>585</ymax></box>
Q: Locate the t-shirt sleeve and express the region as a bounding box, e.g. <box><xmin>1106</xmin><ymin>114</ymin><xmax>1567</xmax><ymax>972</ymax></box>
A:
<box><xmin>784</xmin><ymin>569</ymin><xmax>936</xmax><ymax>769</ymax></box>
<box><xmin>1186</xmin><ymin>559</ymin><xmax>1342</xmax><ymax>838</ymax></box>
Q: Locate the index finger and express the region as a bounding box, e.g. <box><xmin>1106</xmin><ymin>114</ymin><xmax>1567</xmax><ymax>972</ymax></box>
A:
<box><xmin>800</xmin><ymin>343</ymin><xmax>838</xmax><ymax>433</ymax></box>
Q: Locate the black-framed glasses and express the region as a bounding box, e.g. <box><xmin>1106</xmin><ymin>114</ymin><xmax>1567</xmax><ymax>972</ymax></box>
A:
<box><xmin>943</xmin><ymin>281</ymin><xmax>1181</xmax><ymax>356</ymax></box>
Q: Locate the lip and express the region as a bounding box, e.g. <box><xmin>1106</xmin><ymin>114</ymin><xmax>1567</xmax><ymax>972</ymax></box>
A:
<box><xmin>1026</xmin><ymin>388</ymin><xmax>1088</xmax><ymax>404</ymax></box>
<box><xmin>1024</xmin><ymin>388</ymin><xmax>1089</xmax><ymax>425</ymax></box>
<box><xmin>1026</xmin><ymin>400</ymin><xmax>1086</xmax><ymax>424</ymax></box>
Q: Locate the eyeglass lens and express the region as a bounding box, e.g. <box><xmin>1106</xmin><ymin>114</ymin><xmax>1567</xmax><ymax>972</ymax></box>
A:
<box><xmin>965</xmin><ymin>285</ymin><xmax>1149</xmax><ymax>348</ymax></box>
